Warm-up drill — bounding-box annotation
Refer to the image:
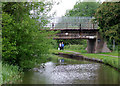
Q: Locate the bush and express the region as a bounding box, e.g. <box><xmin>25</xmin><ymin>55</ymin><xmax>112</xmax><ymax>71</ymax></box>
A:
<box><xmin>2</xmin><ymin>12</ymin><xmax>55</xmax><ymax>69</ymax></box>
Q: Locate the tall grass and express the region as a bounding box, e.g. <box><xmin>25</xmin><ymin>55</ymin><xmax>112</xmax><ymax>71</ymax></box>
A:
<box><xmin>1</xmin><ymin>62</ymin><xmax>23</xmax><ymax>84</ymax></box>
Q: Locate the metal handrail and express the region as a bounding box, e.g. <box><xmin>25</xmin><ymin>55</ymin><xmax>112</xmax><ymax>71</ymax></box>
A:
<box><xmin>44</xmin><ymin>23</ymin><xmax>98</xmax><ymax>29</ymax></box>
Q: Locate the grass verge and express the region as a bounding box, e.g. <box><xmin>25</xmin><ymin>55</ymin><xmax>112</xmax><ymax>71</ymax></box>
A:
<box><xmin>82</xmin><ymin>53</ymin><xmax>119</xmax><ymax>70</ymax></box>
<box><xmin>1</xmin><ymin>61</ymin><xmax>23</xmax><ymax>84</ymax></box>
<box><xmin>49</xmin><ymin>49</ymin><xmax>76</xmax><ymax>55</ymax></box>
<box><xmin>97</xmin><ymin>51</ymin><xmax>118</xmax><ymax>56</ymax></box>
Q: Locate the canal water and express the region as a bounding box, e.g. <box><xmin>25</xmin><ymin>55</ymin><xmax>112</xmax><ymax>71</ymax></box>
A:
<box><xmin>19</xmin><ymin>57</ymin><xmax>120</xmax><ymax>84</ymax></box>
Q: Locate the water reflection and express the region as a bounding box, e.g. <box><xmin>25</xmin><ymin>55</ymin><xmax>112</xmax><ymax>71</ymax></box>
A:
<box><xmin>21</xmin><ymin>60</ymin><xmax>120</xmax><ymax>84</ymax></box>
<box><xmin>49</xmin><ymin>63</ymin><xmax>99</xmax><ymax>84</ymax></box>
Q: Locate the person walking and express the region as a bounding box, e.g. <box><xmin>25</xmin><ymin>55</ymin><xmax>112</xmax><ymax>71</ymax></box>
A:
<box><xmin>58</xmin><ymin>42</ymin><xmax>62</xmax><ymax>50</ymax></box>
<box><xmin>61</xmin><ymin>42</ymin><xmax>64</xmax><ymax>50</ymax></box>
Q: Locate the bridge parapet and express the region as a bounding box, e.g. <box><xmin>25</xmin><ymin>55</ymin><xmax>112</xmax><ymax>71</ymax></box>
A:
<box><xmin>46</xmin><ymin>23</ymin><xmax>98</xmax><ymax>29</ymax></box>
<box><xmin>45</xmin><ymin>17</ymin><xmax>98</xmax><ymax>30</ymax></box>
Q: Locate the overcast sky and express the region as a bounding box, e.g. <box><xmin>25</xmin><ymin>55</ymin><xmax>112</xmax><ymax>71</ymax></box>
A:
<box><xmin>48</xmin><ymin>0</ymin><xmax>105</xmax><ymax>17</ymax></box>
<box><xmin>48</xmin><ymin>0</ymin><xmax>79</xmax><ymax>17</ymax></box>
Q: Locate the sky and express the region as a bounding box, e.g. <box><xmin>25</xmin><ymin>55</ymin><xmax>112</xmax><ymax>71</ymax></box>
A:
<box><xmin>48</xmin><ymin>0</ymin><xmax>105</xmax><ymax>17</ymax></box>
<box><xmin>48</xmin><ymin>0</ymin><xmax>79</xmax><ymax>17</ymax></box>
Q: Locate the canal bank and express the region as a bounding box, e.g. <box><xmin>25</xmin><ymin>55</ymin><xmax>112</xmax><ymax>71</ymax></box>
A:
<box><xmin>56</xmin><ymin>52</ymin><xmax>120</xmax><ymax>72</ymax></box>
<box><xmin>50</xmin><ymin>49</ymin><xmax>120</xmax><ymax>72</ymax></box>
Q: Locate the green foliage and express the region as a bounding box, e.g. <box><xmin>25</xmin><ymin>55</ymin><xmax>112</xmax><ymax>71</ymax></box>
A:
<box><xmin>2</xmin><ymin>2</ymin><xmax>55</xmax><ymax>69</ymax></box>
<box><xmin>2</xmin><ymin>2</ymin><xmax>52</xmax><ymax>23</ymax></box>
<box><xmin>2</xmin><ymin>12</ymin><xmax>54</xmax><ymax>68</ymax></box>
<box><xmin>0</xmin><ymin>61</ymin><xmax>2</xmax><ymax>85</ymax></box>
<box><xmin>94</xmin><ymin>2</ymin><xmax>120</xmax><ymax>47</ymax></box>
<box><xmin>99</xmin><ymin>51</ymin><xmax>118</xmax><ymax>56</ymax></box>
<box><xmin>1</xmin><ymin>61</ymin><xmax>23</xmax><ymax>84</ymax></box>
<box><xmin>0</xmin><ymin>29</ymin><xmax>1</xmax><ymax>59</ymax></box>
<box><xmin>64</xmin><ymin>44</ymin><xmax>87</xmax><ymax>53</ymax></box>
<box><xmin>56</xmin><ymin>39</ymin><xmax>87</xmax><ymax>46</ymax></box>
<box><xmin>49</xmin><ymin>39</ymin><xmax>58</xmax><ymax>49</ymax></box>
<box><xmin>65</xmin><ymin>1</ymin><xmax>100</xmax><ymax>17</ymax></box>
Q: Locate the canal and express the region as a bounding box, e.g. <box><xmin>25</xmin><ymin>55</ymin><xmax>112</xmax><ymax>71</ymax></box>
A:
<box><xmin>19</xmin><ymin>56</ymin><xmax>120</xmax><ymax>84</ymax></box>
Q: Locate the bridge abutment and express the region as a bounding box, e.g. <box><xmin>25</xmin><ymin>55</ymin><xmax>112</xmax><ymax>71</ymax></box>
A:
<box><xmin>87</xmin><ymin>32</ymin><xmax>111</xmax><ymax>53</ymax></box>
<box><xmin>95</xmin><ymin>32</ymin><xmax>111</xmax><ymax>53</ymax></box>
<box><xmin>87</xmin><ymin>39</ymin><xmax>96</xmax><ymax>53</ymax></box>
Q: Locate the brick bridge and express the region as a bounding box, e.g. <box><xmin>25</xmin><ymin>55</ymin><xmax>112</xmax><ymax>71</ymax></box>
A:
<box><xmin>46</xmin><ymin>17</ymin><xmax>111</xmax><ymax>53</ymax></box>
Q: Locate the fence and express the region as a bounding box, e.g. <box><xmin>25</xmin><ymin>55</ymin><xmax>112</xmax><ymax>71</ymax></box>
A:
<box><xmin>45</xmin><ymin>17</ymin><xmax>98</xmax><ymax>29</ymax></box>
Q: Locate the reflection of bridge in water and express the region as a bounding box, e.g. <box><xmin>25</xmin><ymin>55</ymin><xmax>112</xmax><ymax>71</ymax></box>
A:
<box><xmin>45</xmin><ymin>17</ymin><xmax>110</xmax><ymax>53</ymax></box>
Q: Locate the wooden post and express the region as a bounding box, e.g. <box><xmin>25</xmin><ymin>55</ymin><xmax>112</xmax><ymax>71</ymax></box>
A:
<box><xmin>79</xmin><ymin>23</ymin><xmax>81</xmax><ymax>37</ymax></box>
<box><xmin>92</xmin><ymin>23</ymin><xmax>94</xmax><ymax>29</ymax></box>
<box><xmin>52</xmin><ymin>23</ymin><xmax>54</xmax><ymax>29</ymax></box>
<box><xmin>79</xmin><ymin>23</ymin><xmax>81</xmax><ymax>30</ymax></box>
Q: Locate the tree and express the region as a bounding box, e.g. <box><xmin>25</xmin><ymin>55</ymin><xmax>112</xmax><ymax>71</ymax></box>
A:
<box><xmin>65</xmin><ymin>1</ymin><xmax>100</xmax><ymax>17</ymax></box>
<box><xmin>94</xmin><ymin>2</ymin><xmax>120</xmax><ymax>50</ymax></box>
<box><xmin>2</xmin><ymin>2</ymin><xmax>54</xmax><ymax>69</ymax></box>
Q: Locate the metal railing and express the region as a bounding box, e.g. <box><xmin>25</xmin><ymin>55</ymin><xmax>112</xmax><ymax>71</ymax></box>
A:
<box><xmin>44</xmin><ymin>17</ymin><xmax>98</xmax><ymax>29</ymax></box>
<box><xmin>45</xmin><ymin>22</ymin><xmax>98</xmax><ymax>29</ymax></box>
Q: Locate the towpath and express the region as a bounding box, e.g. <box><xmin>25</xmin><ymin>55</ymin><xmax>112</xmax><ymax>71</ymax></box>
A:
<box><xmin>64</xmin><ymin>50</ymin><xmax>118</xmax><ymax>58</ymax></box>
